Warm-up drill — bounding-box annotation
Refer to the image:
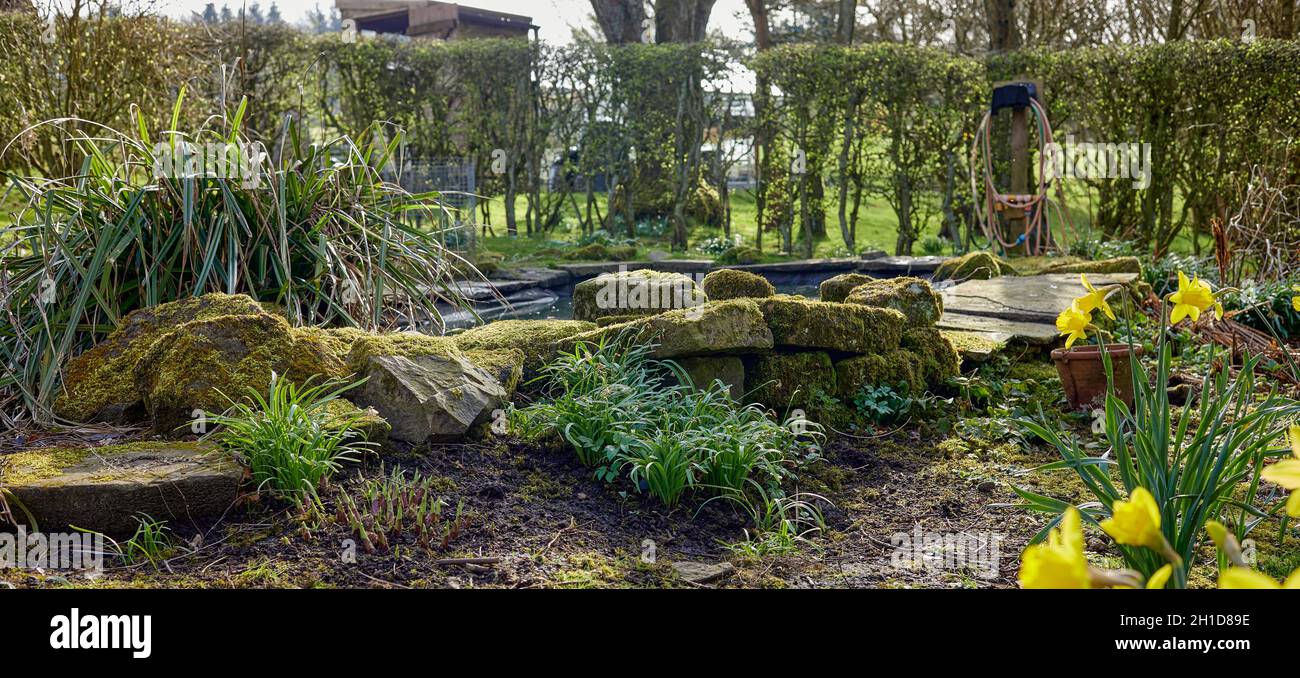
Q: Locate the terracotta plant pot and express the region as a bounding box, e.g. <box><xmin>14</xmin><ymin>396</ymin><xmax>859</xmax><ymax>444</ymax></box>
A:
<box><xmin>1050</xmin><ymin>344</ymin><xmax>1144</xmax><ymax>410</ymax></box>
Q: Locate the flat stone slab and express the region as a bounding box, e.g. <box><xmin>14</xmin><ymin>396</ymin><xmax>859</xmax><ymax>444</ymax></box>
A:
<box><xmin>857</xmin><ymin>255</ymin><xmax>949</xmax><ymax>274</ymax></box>
<box><xmin>451</xmin><ymin>279</ymin><xmax>538</xmax><ymax>301</ymax></box>
<box><xmin>2</xmin><ymin>441</ymin><xmax>242</xmax><ymax>535</ymax></box>
<box><xmin>940</xmin><ymin>273</ymin><xmax>1138</xmax><ymax>324</ymax></box>
<box><xmin>492</xmin><ymin>267</ymin><xmax>572</xmax><ymax>288</ymax></box>
<box><xmin>721</xmin><ymin>257</ymin><xmax>861</xmax><ymax>274</ymax></box>
<box><xmin>936</xmin><ymin>312</ymin><xmax>1059</xmax><ymax>345</ymax></box>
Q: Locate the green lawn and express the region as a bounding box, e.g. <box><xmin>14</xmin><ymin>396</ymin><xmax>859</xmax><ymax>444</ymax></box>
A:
<box><xmin>469</xmin><ymin>185</ymin><xmax>1205</xmax><ymax>266</ymax></box>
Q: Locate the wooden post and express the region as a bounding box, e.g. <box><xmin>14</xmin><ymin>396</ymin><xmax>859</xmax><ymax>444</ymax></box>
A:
<box><xmin>1006</xmin><ymin>106</ymin><xmax>1028</xmax><ymax>255</ymax></box>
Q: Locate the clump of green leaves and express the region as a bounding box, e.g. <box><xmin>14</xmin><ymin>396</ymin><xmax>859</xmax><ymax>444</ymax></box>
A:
<box><xmin>852</xmin><ymin>383</ymin><xmax>915</xmax><ymax>424</ymax></box>
<box><xmin>722</xmin><ymin>484</ymin><xmax>827</xmax><ymax>559</ymax></box>
<box><xmin>520</xmin><ymin>335</ymin><xmax>819</xmax><ymax>508</ymax></box>
<box><xmin>210</xmin><ymin>375</ymin><xmax>373</xmax><ymax>508</ymax></box>
<box><xmin>335</xmin><ymin>464</ymin><xmax>467</xmax><ymax>554</ymax></box>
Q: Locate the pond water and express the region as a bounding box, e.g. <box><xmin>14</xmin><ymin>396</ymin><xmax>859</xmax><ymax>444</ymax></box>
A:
<box><xmin>443</xmin><ymin>275</ymin><xmax>827</xmax><ymax>330</ymax></box>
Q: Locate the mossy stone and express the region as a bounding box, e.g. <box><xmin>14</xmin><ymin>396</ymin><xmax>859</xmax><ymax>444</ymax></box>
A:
<box><xmin>932</xmin><ymin>252</ymin><xmax>1017</xmax><ymax>282</ymax></box>
<box><xmin>571</xmin><ymin>269</ymin><xmax>706</xmax><ymax>324</ymax></box>
<box><xmin>700</xmin><ymin>269</ymin><xmax>775</xmax><ymax>300</ymax></box>
<box><xmin>672</xmin><ymin>356</ymin><xmax>745</xmax><ymax>401</ymax></box>
<box><xmin>562</xmin><ymin>243</ymin><xmax>637</xmax><ymax>261</ymax></box>
<box><xmin>452</xmin><ymin>319</ymin><xmax>595</xmax><ymax>379</ymax></box>
<box><xmin>714</xmin><ymin>245</ymin><xmax>760</xmax><ymax>266</ymax></box>
<box><xmin>321</xmin><ymin>399</ymin><xmax>392</xmax><ymax>447</ymax></box>
<box><xmin>55</xmin><ymin>293</ymin><xmax>269</xmax><ymax>423</ymax></box>
<box><xmin>843</xmin><ymin>276</ymin><xmax>943</xmax><ymax>327</ymax></box>
<box><xmin>818</xmin><ymin>273</ymin><xmax>877</xmax><ymax>303</ymax></box>
<box><xmin>901</xmin><ymin>327</ymin><xmax>961</xmax><ymax>387</ymax></box>
<box><xmin>744</xmin><ymin>351</ymin><xmax>836</xmax><ymax>410</ymax></box>
<box><xmin>561</xmin><ymin>298</ymin><xmax>773</xmax><ymax>359</ymax></box>
<box><xmin>346</xmin><ymin>331</ymin><xmax>522</xmax><ymax>398</ymax></box>
<box><xmin>1039</xmin><ymin>256</ymin><xmax>1142</xmax><ymax>276</ymax></box>
<box><xmin>133</xmin><ymin>313</ymin><xmax>297</xmax><ymax>434</ymax></box>
<box><xmin>286</xmin><ymin>326</ymin><xmax>372</xmax><ymax>383</ymax></box>
<box><xmin>834</xmin><ymin>350</ymin><xmax>924</xmax><ymax>399</ymax></box>
<box><xmin>757</xmin><ymin>295</ymin><xmax>906</xmax><ymax>354</ymax></box>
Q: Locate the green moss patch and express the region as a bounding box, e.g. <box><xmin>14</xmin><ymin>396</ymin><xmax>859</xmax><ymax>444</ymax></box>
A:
<box><xmin>55</xmin><ymin>293</ymin><xmax>269</xmax><ymax>423</ymax></box>
<box><xmin>452</xmin><ymin>319</ymin><xmax>595</xmax><ymax>376</ymax></box>
<box><xmin>900</xmin><ymin>327</ymin><xmax>961</xmax><ymax>387</ymax></box>
<box><xmin>700</xmin><ymin>269</ymin><xmax>775</xmax><ymax>300</ymax></box>
<box><xmin>571</xmin><ymin>269</ymin><xmax>706</xmax><ymax>324</ymax></box>
<box><xmin>2</xmin><ymin>441</ymin><xmax>213</xmax><ymax>485</ymax></box>
<box><xmin>818</xmin><ymin>273</ymin><xmax>877</xmax><ymax>303</ymax></box>
<box><xmin>844</xmin><ymin>276</ymin><xmax>943</xmax><ymax>327</ymax></box>
<box><xmin>834</xmin><ymin>350</ymin><xmax>923</xmax><ymax>398</ymax></box>
<box><xmin>744</xmin><ymin>351</ymin><xmax>836</xmax><ymax>410</ymax></box>
<box><xmin>758</xmin><ymin>295</ymin><xmax>905</xmax><ymax>354</ymax></box>
<box><xmin>932</xmin><ymin>252</ymin><xmax>1016</xmax><ymax>283</ymax></box>
<box><xmin>1039</xmin><ymin>256</ymin><xmax>1142</xmax><ymax>276</ymax></box>
<box><xmin>562</xmin><ymin>243</ymin><xmax>637</xmax><ymax>261</ymax></box>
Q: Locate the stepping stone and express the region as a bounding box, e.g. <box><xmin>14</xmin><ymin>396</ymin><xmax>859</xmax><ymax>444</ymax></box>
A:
<box><xmin>857</xmin><ymin>255</ymin><xmax>949</xmax><ymax>274</ymax></box>
<box><xmin>936</xmin><ymin>312</ymin><xmax>1059</xmax><ymax>346</ymax></box>
<box><xmin>672</xmin><ymin>561</ymin><xmax>735</xmax><ymax>585</ymax></box>
<box><xmin>940</xmin><ymin>273</ymin><xmax>1138</xmax><ymax>324</ymax></box>
<box><xmin>449</xmin><ymin>279</ymin><xmax>538</xmax><ymax>301</ymax></box>
<box><xmin>1</xmin><ymin>442</ymin><xmax>242</xmax><ymax>535</ymax></box>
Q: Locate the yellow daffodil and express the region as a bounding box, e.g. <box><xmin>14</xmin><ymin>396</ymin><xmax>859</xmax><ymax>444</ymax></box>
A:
<box><xmin>1075</xmin><ymin>273</ymin><xmax>1116</xmax><ymax>321</ymax></box>
<box><xmin>1218</xmin><ymin>566</ymin><xmax>1300</xmax><ymax>589</ymax></box>
<box><xmin>1260</xmin><ymin>425</ymin><xmax>1300</xmax><ymax>518</ymax></box>
<box><xmin>1168</xmin><ymin>271</ymin><xmax>1223</xmax><ymax>325</ymax></box>
<box><xmin>1019</xmin><ymin>506</ymin><xmax>1091</xmax><ymax>589</ymax></box>
<box><xmin>1101</xmin><ymin>487</ymin><xmax>1166</xmax><ymax>551</ymax></box>
<box><xmin>1145</xmin><ymin>563</ymin><xmax>1173</xmax><ymax>589</ymax></box>
<box><xmin>1056</xmin><ymin>302</ymin><xmax>1092</xmax><ymax>348</ymax></box>
<box><xmin>1292</xmin><ymin>285</ymin><xmax>1300</xmax><ymax>312</ymax></box>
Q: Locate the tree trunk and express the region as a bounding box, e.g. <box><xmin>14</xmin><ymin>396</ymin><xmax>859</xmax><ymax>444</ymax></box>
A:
<box><xmin>835</xmin><ymin>0</ymin><xmax>857</xmax><ymax>44</ymax></box>
<box><xmin>985</xmin><ymin>0</ymin><xmax>1021</xmax><ymax>51</ymax></box>
<box><xmin>655</xmin><ymin>0</ymin><xmax>719</xmax><ymax>43</ymax></box>
<box><xmin>589</xmin><ymin>0</ymin><xmax>648</xmax><ymax>43</ymax></box>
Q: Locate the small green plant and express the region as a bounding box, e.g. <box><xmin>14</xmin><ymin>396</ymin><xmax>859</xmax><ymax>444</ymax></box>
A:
<box><xmin>76</xmin><ymin>514</ymin><xmax>177</xmax><ymax>570</ymax></box>
<box><xmin>210</xmin><ymin>375</ymin><xmax>373</xmax><ymax>507</ymax></box>
<box><xmin>335</xmin><ymin>464</ymin><xmax>467</xmax><ymax>554</ymax></box>
<box><xmin>852</xmin><ymin>383</ymin><xmax>914</xmax><ymax>424</ymax></box>
<box><xmin>721</xmin><ymin>483</ymin><xmax>828</xmax><ymax>559</ymax></box>
<box><xmin>919</xmin><ymin>235</ymin><xmax>947</xmax><ymax>256</ymax></box>
<box><xmin>522</xmin><ymin>335</ymin><xmax>817</xmax><ymax>508</ymax></box>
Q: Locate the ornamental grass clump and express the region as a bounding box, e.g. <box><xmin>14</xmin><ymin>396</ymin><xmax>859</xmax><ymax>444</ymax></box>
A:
<box><xmin>0</xmin><ymin>90</ymin><xmax>471</xmax><ymax>425</ymax></box>
<box><xmin>1019</xmin><ymin>271</ymin><xmax>1300</xmax><ymax>588</ymax></box>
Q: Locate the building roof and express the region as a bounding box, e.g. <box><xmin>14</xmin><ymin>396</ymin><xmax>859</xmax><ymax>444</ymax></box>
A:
<box><xmin>336</xmin><ymin>1</ymin><xmax>536</xmax><ymax>39</ymax></box>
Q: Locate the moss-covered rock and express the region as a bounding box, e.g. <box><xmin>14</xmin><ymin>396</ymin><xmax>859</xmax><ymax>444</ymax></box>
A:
<box><xmin>672</xmin><ymin>356</ymin><xmax>745</xmax><ymax>400</ymax></box>
<box><xmin>571</xmin><ymin>269</ymin><xmax>706</xmax><ymax>324</ymax></box>
<box><xmin>932</xmin><ymin>251</ymin><xmax>1016</xmax><ymax>282</ymax></box>
<box><xmin>286</xmin><ymin>326</ymin><xmax>371</xmax><ymax>383</ymax></box>
<box><xmin>344</xmin><ymin>332</ymin><xmax>461</xmax><ymax>373</ymax></box>
<box><xmin>133</xmin><ymin>313</ymin><xmax>298</xmax><ymax>434</ymax></box>
<box><xmin>562</xmin><ymin>243</ymin><xmax>638</xmax><ymax>261</ymax></box>
<box><xmin>595</xmin><ymin>314</ymin><xmax>643</xmax><ymax>327</ymax></box>
<box><xmin>941</xmin><ymin>330</ymin><xmax>1006</xmax><ymax>363</ymax></box>
<box><xmin>900</xmin><ymin>327</ymin><xmax>961</xmax><ymax>387</ymax></box>
<box><xmin>744</xmin><ymin>351</ymin><xmax>836</xmax><ymax>410</ymax></box>
<box><xmin>321</xmin><ymin>399</ymin><xmax>392</xmax><ymax>447</ymax></box>
<box><xmin>843</xmin><ymin>276</ymin><xmax>943</xmax><ymax>327</ymax></box>
<box><xmin>346</xmin><ymin>331</ymin><xmax>522</xmax><ymax>398</ymax></box>
<box><xmin>757</xmin><ymin>295</ymin><xmax>906</xmax><ymax>354</ymax></box>
<box><xmin>700</xmin><ymin>269</ymin><xmax>775</xmax><ymax>300</ymax></box>
<box><xmin>818</xmin><ymin>273</ymin><xmax>877</xmax><ymax>303</ymax></box>
<box><xmin>1039</xmin><ymin>256</ymin><xmax>1142</xmax><ymax>276</ymax></box>
<box><xmin>562</xmin><ymin>298</ymin><xmax>773</xmax><ymax>359</ymax></box>
<box><xmin>452</xmin><ymin>319</ymin><xmax>595</xmax><ymax>379</ymax></box>
<box><xmin>714</xmin><ymin>245</ymin><xmax>760</xmax><ymax>266</ymax></box>
<box><xmin>833</xmin><ymin>350</ymin><xmax>923</xmax><ymax>398</ymax></box>
<box><xmin>54</xmin><ymin>293</ymin><xmax>269</xmax><ymax>423</ymax></box>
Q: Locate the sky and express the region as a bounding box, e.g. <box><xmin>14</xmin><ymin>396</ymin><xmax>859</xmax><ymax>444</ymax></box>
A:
<box><xmin>153</xmin><ymin>0</ymin><xmax>756</xmax><ymax>44</ymax></box>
